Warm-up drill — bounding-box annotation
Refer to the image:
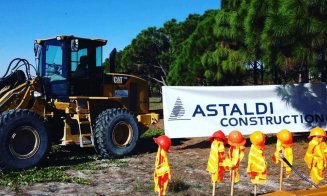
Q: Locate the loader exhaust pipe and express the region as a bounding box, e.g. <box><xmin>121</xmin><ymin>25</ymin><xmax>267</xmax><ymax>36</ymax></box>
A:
<box><xmin>109</xmin><ymin>48</ymin><xmax>117</xmax><ymax>73</ymax></box>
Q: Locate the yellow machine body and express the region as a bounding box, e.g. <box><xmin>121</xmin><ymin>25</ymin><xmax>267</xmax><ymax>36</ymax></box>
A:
<box><xmin>0</xmin><ymin>35</ymin><xmax>159</xmax><ymax>170</ymax></box>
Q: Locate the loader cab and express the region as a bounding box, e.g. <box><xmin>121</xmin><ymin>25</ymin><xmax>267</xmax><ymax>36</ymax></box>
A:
<box><xmin>35</xmin><ymin>35</ymin><xmax>107</xmax><ymax>100</ymax></box>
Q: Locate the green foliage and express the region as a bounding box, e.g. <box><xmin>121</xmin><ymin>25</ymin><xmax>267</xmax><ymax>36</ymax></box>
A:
<box><xmin>104</xmin><ymin>0</ymin><xmax>327</xmax><ymax>86</ymax></box>
<box><xmin>169</xmin><ymin>176</ymin><xmax>190</xmax><ymax>193</ymax></box>
<box><xmin>103</xmin><ymin>49</ymin><xmax>122</xmax><ymax>73</ymax></box>
<box><xmin>167</xmin><ymin>10</ymin><xmax>219</xmax><ymax>85</ymax></box>
<box><xmin>221</xmin><ymin>0</ymin><xmax>244</xmax><ymax>11</ymax></box>
<box><xmin>0</xmin><ymin>166</ymin><xmax>90</xmax><ymax>191</ymax></box>
<box><xmin>0</xmin><ymin>146</ymin><xmax>129</xmax><ymax>192</ymax></box>
<box><xmin>259</xmin><ymin>0</ymin><xmax>327</xmax><ymax>83</ymax></box>
<box><xmin>115</xmin><ymin>26</ymin><xmax>172</xmax><ymax>91</ymax></box>
<box><xmin>134</xmin><ymin>182</ymin><xmax>153</xmax><ymax>192</ymax></box>
<box><xmin>141</xmin><ymin>129</ymin><xmax>164</xmax><ymax>139</ymax></box>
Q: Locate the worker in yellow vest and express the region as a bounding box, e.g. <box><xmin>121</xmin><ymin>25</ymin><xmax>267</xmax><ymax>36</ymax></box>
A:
<box><xmin>207</xmin><ymin>130</ymin><xmax>228</xmax><ymax>183</ymax></box>
<box><xmin>304</xmin><ymin>127</ymin><xmax>327</xmax><ymax>185</ymax></box>
<box><xmin>207</xmin><ymin>130</ymin><xmax>228</xmax><ymax>195</ymax></box>
<box><xmin>153</xmin><ymin>135</ymin><xmax>171</xmax><ymax>196</ymax></box>
<box><xmin>272</xmin><ymin>129</ymin><xmax>293</xmax><ymax>178</ymax></box>
<box><xmin>247</xmin><ymin>131</ymin><xmax>267</xmax><ymax>184</ymax></box>
<box><xmin>224</xmin><ymin>130</ymin><xmax>246</xmax><ymax>183</ymax></box>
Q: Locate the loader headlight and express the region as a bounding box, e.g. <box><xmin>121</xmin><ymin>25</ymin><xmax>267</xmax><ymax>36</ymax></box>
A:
<box><xmin>33</xmin><ymin>91</ymin><xmax>42</xmax><ymax>98</ymax></box>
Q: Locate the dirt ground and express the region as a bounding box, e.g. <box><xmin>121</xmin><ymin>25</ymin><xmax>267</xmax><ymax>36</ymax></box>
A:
<box><xmin>0</xmin><ymin>120</ymin><xmax>326</xmax><ymax>196</ymax></box>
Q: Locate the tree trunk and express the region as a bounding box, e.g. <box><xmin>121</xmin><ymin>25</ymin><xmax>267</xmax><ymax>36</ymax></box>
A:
<box><xmin>271</xmin><ymin>52</ymin><xmax>280</xmax><ymax>84</ymax></box>
<box><xmin>299</xmin><ymin>64</ymin><xmax>309</xmax><ymax>83</ymax></box>
<box><xmin>253</xmin><ymin>61</ymin><xmax>258</xmax><ymax>85</ymax></box>
<box><xmin>260</xmin><ymin>62</ymin><xmax>264</xmax><ymax>84</ymax></box>
<box><xmin>321</xmin><ymin>51</ymin><xmax>327</xmax><ymax>82</ymax></box>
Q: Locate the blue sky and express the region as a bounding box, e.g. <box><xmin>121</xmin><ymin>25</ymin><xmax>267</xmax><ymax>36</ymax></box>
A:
<box><xmin>0</xmin><ymin>0</ymin><xmax>220</xmax><ymax>76</ymax></box>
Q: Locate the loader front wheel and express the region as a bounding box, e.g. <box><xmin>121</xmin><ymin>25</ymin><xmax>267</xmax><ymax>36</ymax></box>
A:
<box><xmin>0</xmin><ymin>110</ymin><xmax>49</xmax><ymax>171</ymax></box>
<box><xmin>94</xmin><ymin>108</ymin><xmax>139</xmax><ymax>158</ymax></box>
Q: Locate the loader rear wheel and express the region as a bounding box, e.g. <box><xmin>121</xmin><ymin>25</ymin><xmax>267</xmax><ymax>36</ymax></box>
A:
<box><xmin>94</xmin><ymin>108</ymin><xmax>139</xmax><ymax>158</ymax></box>
<box><xmin>0</xmin><ymin>109</ymin><xmax>49</xmax><ymax>171</ymax></box>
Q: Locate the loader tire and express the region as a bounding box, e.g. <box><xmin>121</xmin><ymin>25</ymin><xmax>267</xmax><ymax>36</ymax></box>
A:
<box><xmin>94</xmin><ymin>108</ymin><xmax>139</xmax><ymax>158</ymax></box>
<box><xmin>0</xmin><ymin>109</ymin><xmax>49</xmax><ymax>171</ymax></box>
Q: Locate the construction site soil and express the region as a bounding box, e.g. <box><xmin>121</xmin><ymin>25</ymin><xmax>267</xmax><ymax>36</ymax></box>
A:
<box><xmin>0</xmin><ymin>119</ymin><xmax>325</xmax><ymax>196</ymax></box>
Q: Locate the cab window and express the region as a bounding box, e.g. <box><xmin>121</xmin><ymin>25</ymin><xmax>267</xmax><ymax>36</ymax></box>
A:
<box><xmin>96</xmin><ymin>46</ymin><xmax>103</xmax><ymax>67</ymax></box>
<box><xmin>71</xmin><ymin>48</ymin><xmax>88</xmax><ymax>71</ymax></box>
<box><xmin>45</xmin><ymin>45</ymin><xmax>65</xmax><ymax>82</ymax></box>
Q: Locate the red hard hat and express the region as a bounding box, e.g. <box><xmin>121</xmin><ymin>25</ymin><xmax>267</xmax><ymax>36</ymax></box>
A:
<box><xmin>153</xmin><ymin>135</ymin><xmax>171</xmax><ymax>152</ymax></box>
<box><xmin>228</xmin><ymin>130</ymin><xmax>246</xmax><ymax>146</ymax></box>
<box><xmin>209</xmin><ymin>130</ymin><xmax>227</xmax><ymax>144</ymax></box>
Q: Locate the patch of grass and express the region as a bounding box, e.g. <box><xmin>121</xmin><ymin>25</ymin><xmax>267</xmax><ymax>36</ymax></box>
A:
<box><xmin>105</xmin><ymin>159</ymin><xmax>129</xmax><ymax>168</ymax></box>
<box><xmin>69</xmin><ymin>161</ymin><xmax>99</xmax><ymax>170</ymax></box>
<box><xmin>169</xmin><ymin>177</ymin><xmax>190</xmax><ymax>193</ymax></box>
<box><xmin>0</xmin><ymin>166</ymin><xmax>90</xmax><ymax>191</ymax></box>
<box><xmin>149</xmin><ymin>97</ymin><xmax>163</xmax><ymax>110</ymax></box>
<box><xmin>0</xmin><ymin>146</ymin><xmax>129</xmax><ymax>192</ymax></box>
<box><xmin>134</xmin><ymin>181</ymin><xmax>153</xmax><ymax>192</ymax></box>
<box><xmin>141</xmin><ymin>128</ymin><xmax>164</xmax><ymax>138</ymax></box>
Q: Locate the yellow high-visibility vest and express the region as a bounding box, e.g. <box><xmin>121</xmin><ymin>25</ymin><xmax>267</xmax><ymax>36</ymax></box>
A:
<box><xmin>207</xmin><ymin>140</ymin><xmax>226</xmax><ymax>183</ymax></box>
<box><xmin>272</xmin><ymin>140</ymin><xmax>293</xmax><ymax>178</ymax></box>
<box><xmin>154</xmin><ymin>147</ymin><xmax>171</xmax><ymax>195</ymax></box>
<box><xmin>224</xmin><ymin>146</ymin><xmax>245</xmax><ymax>183</ymax></box>
<box><xmin>247</xmin><ymin>144</ymin><xmax>267</xmax><ymax>184</ymax></box>
<box><xmin>304</xmin><ymin>137</ymin><xmax>327</xmax><ymax>184</ymax></box>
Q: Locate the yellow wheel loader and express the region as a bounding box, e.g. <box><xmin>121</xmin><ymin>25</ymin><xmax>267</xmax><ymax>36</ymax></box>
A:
<box><xmin>0</xmin><ymin>35</ymin><xmax>159</xmax><ymax>170</ymax></box>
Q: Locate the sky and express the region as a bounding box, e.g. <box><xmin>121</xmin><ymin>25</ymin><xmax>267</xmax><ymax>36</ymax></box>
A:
<box><xmin>0</xmin><ymin>0</ymin><xmax>220</xmax><ymax>76</ymax></box>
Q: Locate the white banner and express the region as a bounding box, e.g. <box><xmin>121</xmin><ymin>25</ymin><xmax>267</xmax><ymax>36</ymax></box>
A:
<box><xmin>162</xmin><ymin>83</ymin><xmax>327</xmax><ymax>138</ymax></box>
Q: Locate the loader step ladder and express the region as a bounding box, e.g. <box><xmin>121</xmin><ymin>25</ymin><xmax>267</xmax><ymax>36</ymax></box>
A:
<box><xmin>75</xmin><ymin>99</ymin><xmax>94</xmax><ymax>147</ymax></box>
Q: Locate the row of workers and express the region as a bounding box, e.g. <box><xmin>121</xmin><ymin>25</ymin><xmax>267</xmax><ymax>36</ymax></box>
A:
<box><xmin>152</xmin><ymin>127</ymin><xmax>327</xmax><ymax>195</ymax></box>
<box><xmin>207</xmin><ymin>127</ymin><xmax>326</xmax><ymax>185</ymax></box>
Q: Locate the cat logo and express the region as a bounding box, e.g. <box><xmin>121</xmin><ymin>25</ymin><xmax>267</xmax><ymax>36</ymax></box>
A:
<box><xmin>113</xmin><ymin>76</ymin><xmax>123</xmax><ymax>84</ymax></box>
